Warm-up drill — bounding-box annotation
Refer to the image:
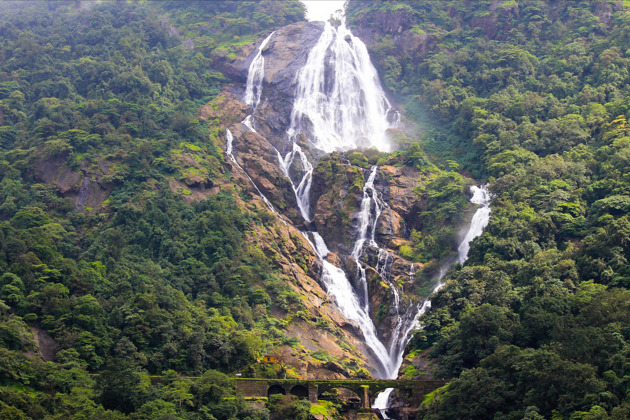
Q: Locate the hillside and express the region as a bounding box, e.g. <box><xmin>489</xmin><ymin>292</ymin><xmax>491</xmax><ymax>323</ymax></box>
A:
<box><xmin>346</xmin><ymin>1</ymin><xmax>630</xmax><ymax>418</ymax></box>
<box><xmin>0</xmin><ymin>1</ymin><xmax>629</xmax><ymax>419</ymax></box>
<box><xmin>0</xmin><ymin>1</ymin><xmax>468</xmax><ymax>418</ymax></box>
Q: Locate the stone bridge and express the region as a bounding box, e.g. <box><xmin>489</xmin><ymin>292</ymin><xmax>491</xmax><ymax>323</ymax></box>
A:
<box><xmin>235</xmin><ymin>378</ymin><xmax>446</xmax><ymax>408</ymax></box>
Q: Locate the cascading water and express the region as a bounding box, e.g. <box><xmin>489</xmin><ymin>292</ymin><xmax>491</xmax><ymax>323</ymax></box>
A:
<box><xmin>244</xmin><ymin>31</ymin><xmax>275</xmax><ymax>110</ymax></box>
<box><xmin>341</xmin><ymin>164</ymin><xmax>423</xmax><ymax>386</ymax></box>
<box><xmin>274</xmin><ymin>4</ymin><xmax>416</xmax><ymax>386</ymax></box>
<box><xmin>288</xmin><ymin>13</ymin><xmax>397</xmax><ymax>153</ymax></box>
<box><xmin>224</xmin><ymin>32</ymin><xmax>289</xmax><ymax>218</ymax></box>
<box><xmin>279</xmin><ymin>11</ymin><xmax>399</xmax><ymax>221</ymax></box>
<box><xmin>278</xmin><ymin>143</ymin><xmax>314</xmax><ymax>221</ymax></box>
<box><xmin>225</xmin><ymin>128</ymin><xmax>236</xmax><ymax>163</ymax></box>
<box><xmin>242</xmin><ymin>115</ymin><xmax>256</xmax><ymax>132</ymax></box>
<box><xmin>351</xmin><ymin>166</ymin><xmax>386</xmax><ymax>307</ymax></box>
<box><xmin>457</xmin><ymin>185</ymin><xmax>491</xmax><ymax>264</ymax></box>
<box><xmin>373</xmin><ymin>184</ymin><xmax>493</xmax><ymax>416</ymax></box>
<box><xmin>269</xmin><ymin>12</ymin><xmax>411</xmax><ymax>380</ymax></box>
<box><xmin>305</xmin><ymin>232</ymin><xmax>394</xmax><ymax>377</ymax></box>
<box><xmin>235</xmin><ymin>3</ymin><xmax>483</xmax><ymax>415</ymax></box>
<box><xmin>225</xmin><ymin>129</ymin><xmax>278</xmax><ymax>216</ymax></box>
<box><xmin>239</xmin><ymin>30</ymin><xmax>317</xmax><ymax>222</ymax></box>
<box><xmin>241</xmin><ymin>31</ymin><xmax>275</xmax><ymax>134</ymax></box>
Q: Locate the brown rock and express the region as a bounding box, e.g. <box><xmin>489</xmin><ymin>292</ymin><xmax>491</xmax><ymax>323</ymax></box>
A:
<box><xmin>323</xmin><ymin>361</ymin><xmax>348</xmax><ymax>376</ymax></box>
<box><xmin>229</xmin><ymin>124</ymin><xmax>301</xmax><ymax>223</ymax></box>
<box><xmin>325</xmin><ymin>252</ymin><xmax>343</xmax><ymax>267</ymax></box>
<box><xmin>376</xmin><ymin>208</ymin><xmax>405</xmax><ymax>247</ymax></box>
<box><xmin>197</xmin><ymin>93</ymin><xmax>248</xmax><ymax>127</ymax></box>
<box><xmin>380</xmin><ymin>165</ymin><xmax>426</xmax><ymax>223</ymax></box>
<box><xmin>310</xmin><ymin>160</ymin><xmax>366</xmax><ymax>253</ymax></box>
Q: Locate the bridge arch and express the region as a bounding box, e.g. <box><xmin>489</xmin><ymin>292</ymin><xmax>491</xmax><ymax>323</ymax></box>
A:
<box><xmin>290</xmin><ymin>385</ymin><xmax>309</xmax><ymax>399</ymax></box>
<box><xmin>268</xmin><ymin>384</ymin><xmax>286</xmax><ymax>397</ymax></box>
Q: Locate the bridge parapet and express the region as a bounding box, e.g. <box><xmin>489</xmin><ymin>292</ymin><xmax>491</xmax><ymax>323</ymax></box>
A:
<box><xmin>235</xmin><ymin>378</ymin><xmax>446</xmax><ymax>408</ymax></box>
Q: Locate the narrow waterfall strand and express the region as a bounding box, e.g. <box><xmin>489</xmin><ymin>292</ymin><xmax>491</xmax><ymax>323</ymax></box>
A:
<box><xmin>457</xmin><ymin>185</ymin><xmax>492</xmax><ymax>264</ymax></box>
<box><xmin>243</xmin><ymin>31</ymin><xmax>275</xmax><ymax>110</ymax></box>
<box><xmin>225</xmin><ymin>129</ymin><xmax>279</xmax><ymax>217</ymax></box>
<box><xmin>278</xmin><ymin>143</ymin><xmax>314</xmax><ymax>221</ymax></box>
<box><xmin>303</xmin><ymin>232</ymin><xmax>394</xmax><ymax>378</ymax></box>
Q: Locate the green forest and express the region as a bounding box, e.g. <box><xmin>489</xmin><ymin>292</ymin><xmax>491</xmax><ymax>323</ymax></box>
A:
<box><xmin>0</xmin><ymin>1</ymin><xmax>313</xmax><ymax>419</ymax></box>
<box><xmin>0</xmin><ymin>0</ymin><xmax>629</xmax><ymax>419</ymax></box>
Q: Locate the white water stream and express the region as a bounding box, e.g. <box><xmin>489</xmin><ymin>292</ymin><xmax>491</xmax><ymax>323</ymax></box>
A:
<box><xmin>373</xmin><ymin>184</ymin><xmax>492</xmax><ymax>416</ymax></box>
<box><xmin>305</xmin><ymin>232</ymin><xmax>393</xmax><ymax>376</ymax></box>
<box><xmin>351</xmin><ymin>166</ymin><xmax>386</xmax><ymax>307</ymax></box>
<box><xmin>279</xmin><ymin>11</ymin><xmax>413</xmax><ymax>382</ymax></box>
<box><xmin>457</xmin><ymin>185</ymin><xmax>492</xmax><ymax>264</ymax></box>
<box><xmin>288</xmin><ymin>14</ymin><xmax>397</xmax><ymax>153</ymax></box>
<box><xmin>244</xmin><ymin>31</ymin><xmax>275</xmax><ymax>111</ymax></box>
<box><xmin>278</xmin><ymin>143</ymin><xmax>314</xmax><ymax>221</ymax></box>
<box><xmin>223</xmin><ymin>31</ymin><xmax>288</xmax><ymax>219</ymax></box>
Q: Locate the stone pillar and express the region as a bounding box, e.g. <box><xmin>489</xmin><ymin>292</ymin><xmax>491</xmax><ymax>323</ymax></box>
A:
<box><xmin>308</xmin><ymin>383</ymin><xmax>318</xmax><ymax>403</ymax></box>
<box><xmin>361</xmin><ymin>385</ymin><xmax>370</xmax><ymax>409</ymax></box>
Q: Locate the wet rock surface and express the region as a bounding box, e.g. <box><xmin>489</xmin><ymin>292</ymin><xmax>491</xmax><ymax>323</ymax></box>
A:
<box><xmin>229</xmin><ymin>123</ymin><xmax>302</xmax><ymax>223</ymax></box>
<box><xmin>227</xmin><ymin>21</ymin><xmax>325</xmax><ymax>150</ymax></box>
<box><xmin>379</xmin><ymin>165</ymin><xmax>426</xmax><ymax>227</ymax></box>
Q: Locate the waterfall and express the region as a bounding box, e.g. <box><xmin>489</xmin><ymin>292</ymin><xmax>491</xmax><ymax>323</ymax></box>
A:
<box><xmin>236</xmin><ymin>2</ymin><xmax>439</xmax><ymax>400</ymax></box>
<box><xmin>225</xmin><ymin>128</ymin><xmax>236</xmax><ymax>161</ymax></box>
<box><xmin>228</xmin><ymin>32</ymin><xmax>288</xmax><ymax>218</ymax></box>
<box><xmin>242</xmin><ymin>32</ymin><xmax>274</xmax><ymax>132</ymax></box>
<box><xmin>373</xmin><ymin>184</ymin><xmax>493</xmax><ymax>416</ymax></box>
<box><xmin>278</xmin><ymin>14</ymin><xmax>399</xmax><ymax>223</ymax></box>
<box><xmin>305</xmin><ymin>232</ymin><xmax>393</xmax><ymax>377</ymax></box>
<box><xmin>270</xmin><ymin>8</ymin><xmax>411</xmax><ymax>382</ymax></box>
<box><xmin>224</xmin><ymin>129</ymin><xmax>279</xmax><ymax>216</ymax></box>
<box><xmin>244</xmin><ymin>31</ymin><xmax>275</xmax><ymax>110</ymax></box>
<box><xmin>242</xmin><ymin>115</ymin><xmax>256</xmax><ymax>132</ymax></box>
<box><xmin>351</xmin><ymin>166</ymin><xmax>386</xmax><ymax>307</ymax></box>
<box><xmin>271</xmin><ymin>13</ymin><xmax>406</xmax><ymax>379</ymax></box>
<box><xmin>241</xmin><ymin>29</ymin><xmax>316</xmax><ymax>222</ymax></box>
<box><xmin>277</xmin><ymin>143</ymin><xmax>314</xmax><ymax>221</ymax></box>
<box><xmin>287</xmin><ymin>14</ymin><xmax>397</xmax><ymax>153</ymax></box>
<box><xmin>457</xmin><ymin>185</ymin><xmax>492</xmax><ymax>264</ymax></box>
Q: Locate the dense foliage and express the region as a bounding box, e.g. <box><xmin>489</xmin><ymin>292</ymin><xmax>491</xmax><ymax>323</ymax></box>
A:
<box><xmin>3</xmin><ymin>0</ymin><xmax>630</xmax><ymax>418</ymax></box>
<box><xmin>0</xmin><ymin>1</ymin><xmax>308</xmax><ymax>418</ymax></box>
<box><xmin>348</xmin><ymin>1</ymin><xmax>630</xmax><ymax>418</ymax></box>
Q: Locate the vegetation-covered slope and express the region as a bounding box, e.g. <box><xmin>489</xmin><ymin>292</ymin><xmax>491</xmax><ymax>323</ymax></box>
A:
<box><xmin>0</xmin><ymin>1</ymin><xmax>327</xmax><ymax>418</ymax></box>
<box><xmin>347</xmin><ymin>1</ymin><xmax>630</xmax><ymax>418</ymax></box>
<box><xmin>3</xmin><ymin>0</ymin><xmax>629</xmax><ymax>418</ymax></box>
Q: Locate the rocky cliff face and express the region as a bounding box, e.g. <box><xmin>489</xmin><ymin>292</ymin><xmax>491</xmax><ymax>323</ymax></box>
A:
<box><xmin>233</xmin><ymin>21</ymin><xmax>324</xmax><ymax>151</ymax></box>
<box><xmin>194</xmin><ymin>93</ymin><xmax>376</xmax><ymax>379</ymax></box>
<box><xmin>33</xmin><ymin>155</ymin><xmax>113</xmax><ymax>212</ymax></box>
<box><xmin>194</xmin><ymin>21</ymin><xmax>434</xmax><ymax>377</ymax></box>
